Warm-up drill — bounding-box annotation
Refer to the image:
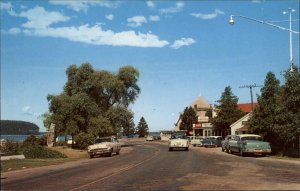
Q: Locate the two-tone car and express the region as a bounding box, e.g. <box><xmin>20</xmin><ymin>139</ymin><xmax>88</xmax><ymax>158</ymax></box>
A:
<box><xmin>227</xmin><ymin>134</ymin><xmax>271</xmax><ymax>157</ymax></box>
<box><xmin>87</xmin><ymin>136</ymin><xmax>121</xmax><ymax>158</ymax></box>
<box><xmin>168</xmin><ymin>133</ymin><xmax>189</xmax><ymax>151</ymax></box>
<box><xmin>203</xmin><ymin>136</ymin><xmax>222</xmax><ymax>148</ymax></box>
<box><xmin>221</xmin><ymin>135</ymin><xmax>235</xmax><ymax>152</ymax></box>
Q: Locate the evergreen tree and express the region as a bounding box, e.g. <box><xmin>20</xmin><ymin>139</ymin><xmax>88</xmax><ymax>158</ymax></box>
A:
<box><xmin>179</xmin><ymin>107</ymin><xmax>197</xmax><ymax>135</ymax></box>
<box><xmin>249</xmin><ymin>72</ymin><xmax>281</xmax><ymax>144</ymax></box>
<box><xmin>274</xmin><ymin>69</ymin><xmax>300</xmax><ymax>154</ymax></box>
<box><xmin>211</xmin><ymin>86</ymin><xmax>244</xmax><ymax>136</ymax></box>
<box><xmin>136</xmin><ymin>117</ymin><xmax>149</xmax><ymax>137</ymax></box>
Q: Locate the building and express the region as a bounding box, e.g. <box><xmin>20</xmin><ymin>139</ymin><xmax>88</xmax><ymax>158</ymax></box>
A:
<box><xmin>230</xmin><ymin>103</ymin><xmax>258</xmax><ymax>135</ymax></box>
<box><xmin>175</xmin><ymin>96</ymin><xmax>216</xmax><ymax>137</ymax></box>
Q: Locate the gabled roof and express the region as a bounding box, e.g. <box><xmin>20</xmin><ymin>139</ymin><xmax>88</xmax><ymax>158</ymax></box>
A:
<box><xmin>238</xmin><ymin>103</ymin><xmax>258</xmax><ymax>113</ymax></box>
<box><xmin>230</xmin><ymin>113</ymin><xmax>251</xmax><ymax>128</ymax></box>
<box><xmin>191</xmin><ymin>96</ymin><xmax>211</xmax><ymax>109</ymax></box>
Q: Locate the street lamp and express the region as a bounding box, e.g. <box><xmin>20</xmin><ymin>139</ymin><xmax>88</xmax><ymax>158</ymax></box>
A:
<box><xmin>229</xmin><ymin>10</ymin><xmax>300</xmax><ymax>71</ymax></box>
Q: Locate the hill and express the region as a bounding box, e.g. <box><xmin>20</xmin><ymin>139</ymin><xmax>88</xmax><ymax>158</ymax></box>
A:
<box><xmin>0</xmin><ymin>120</ymin><xmax>39</xmax><ymax>135</ymax></box>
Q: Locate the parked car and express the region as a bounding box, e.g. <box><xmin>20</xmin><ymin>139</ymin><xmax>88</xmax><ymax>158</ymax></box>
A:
<box><xmin>203</xmin><ymin>136</ymin><xmax>222</xmax><ymax>148</ymax></box>
<box><xmin>221</xmin><ymin>135</ymin><xmax>235</xmax><ymax>152</ymax></box>
<box><xmin>87</xmin><ymin>136</ymin><xmax>121</xmax><ymax>158</ymax></box>
<box><xmin>190</xmin><ymin>136</ymin><xmax>204</xmax><ymax>147</ymax></box>
<box><xmin>227</xmin><ymin>134</ymin><xmax>271</xmax><ymax>157</ymax></box>
<box><xmin>169</xmin><ymin>133</ymin><xmax>189</xmax><ymax>151</ymax></box>
<box><xmin>146</xmin><ymin>135</ymin><xmax>154</xmax><ymax>141</ymax></box>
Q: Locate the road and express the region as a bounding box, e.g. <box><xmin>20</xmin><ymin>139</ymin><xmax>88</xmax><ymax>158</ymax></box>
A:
<box><xmin>1</xmin><ymin>140</ymin><xmax>300</xmax><ymax>190</ymax></box>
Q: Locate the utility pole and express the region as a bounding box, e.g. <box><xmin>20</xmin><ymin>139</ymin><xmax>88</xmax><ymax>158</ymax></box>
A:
<box><xmin>239</xmin><ymin>83</ymin><xmax>262</xmax><ymax>111</ymax></box>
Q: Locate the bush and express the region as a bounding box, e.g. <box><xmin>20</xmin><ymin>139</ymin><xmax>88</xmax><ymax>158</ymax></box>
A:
<box><xmin>0</xmin><ymin>140</ymin><xmax>21</xmax><ymax>155</ymax></box>
<box><xmin>22</xmin><ymin>145</ymin><xmax>67</xmax><ymax>159</ymax></box>
<box><xmin>23</xmin><ymin>135</ymin><xmax>40</xmax><ymax>147</ymax></box>
<box><xmin>74</xmin><ymin>132</ymin><xmax>94</xmax><ymax>150</ymax></box>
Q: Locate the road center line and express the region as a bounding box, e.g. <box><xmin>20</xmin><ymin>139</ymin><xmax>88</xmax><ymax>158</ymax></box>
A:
<box><xmin>70</xmin><ymin>144</ymin><xmax>160</xmax><ymax>191</ymax></box>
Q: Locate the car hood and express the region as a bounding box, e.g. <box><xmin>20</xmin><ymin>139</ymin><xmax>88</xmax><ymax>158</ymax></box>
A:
<box><xmin>88</xmin><ymin>142</ymin><xmax>111</xmax><ymax>150</ymax></box>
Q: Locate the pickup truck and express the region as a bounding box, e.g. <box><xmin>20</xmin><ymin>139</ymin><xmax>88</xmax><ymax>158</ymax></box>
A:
<box><xmin>227</xmin><ymin>134</ymin><xmax>271</xmax><ymax>157</ymax></box>
<box><xmin>87</xmin><ymin>136</ymin><xmax>121</xmax><ymax>158</ymax></box>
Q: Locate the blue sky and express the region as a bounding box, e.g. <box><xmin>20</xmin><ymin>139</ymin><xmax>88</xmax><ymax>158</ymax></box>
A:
<box><xmin>1</xmin><ymin>0</ymin><xmax>299</xmax><ymax>132</ymax></box>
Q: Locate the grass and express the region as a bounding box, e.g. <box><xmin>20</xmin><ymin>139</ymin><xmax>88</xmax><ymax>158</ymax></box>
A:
<box><xmin>1</xmin><ymin>146</ymin><xmax>88</xmax><ymax>172</ymax></box>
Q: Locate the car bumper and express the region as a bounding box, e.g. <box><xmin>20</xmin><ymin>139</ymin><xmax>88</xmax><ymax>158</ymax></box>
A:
<box><xmin>88</xmin><ymin>148</ymin><xmax>111</xmax><ymax>155</ymax></box>
<box><xmin>243</xmin><ymin>149</ymin><xmax>272</xmax><ymax>154</ymax></box>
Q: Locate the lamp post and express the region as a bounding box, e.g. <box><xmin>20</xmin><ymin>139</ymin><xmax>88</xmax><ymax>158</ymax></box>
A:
<box><xmin>229</xmin><ymin>10</ymin><xmax>299</xmax><ymax>71</ymax></box>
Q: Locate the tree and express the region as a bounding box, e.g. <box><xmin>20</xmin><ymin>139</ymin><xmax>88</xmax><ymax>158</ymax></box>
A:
<box><xmin>211</xmin><ymin>86</ymin><xmax>244</xmax><ymax>136</ymax></box>
<box><xmin>136</xmin><ymin>117</ymin><xmax>149</xmax><ymax>137</ymax></box>
<box><xmin>248</xmin><ymin>72</ymin><xmax>281</xmax><ymax>144</ymax></box>
<box><xmin>43</xmin><ymin>63</ymin><xmax>140</xmax><ymax>144</ymax></box>
<box><xmin>273</xmin><ymin>69</ymin><xmax>300</xmax><ymax>154</ymax></box>
<box><xmin>179</xmin><ymin>107</ymin><xmax>197</xmax><ymax>135</ymax></box>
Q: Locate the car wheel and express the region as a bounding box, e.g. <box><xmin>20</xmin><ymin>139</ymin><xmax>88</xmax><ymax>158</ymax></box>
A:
<box><xmin>186</xmin><ymin>147</ymin><xmax>189</xmax><ymax>151</ymax></box>
<box><xmin>89</xmin><ymin>154</ymin><xmax>94</xmax><ymax>158</ymax></box>
<box><xmin>240</xmin><ymin>149</ymin><xmax>244</xmax><ymax>157</ymax></box>
<box><xmin>169</xmin><ymin>147</ymin><xmax>173</xmax><ymax>151</ymax></box>
<box><xmin>116</xmin><ymin>150</ymin><xmax>120</xmax><ymax>155</ymax></box>
<box><xmin>108</xmin><ymin>149</ymin><xmax>113</xmax><ymax>157</ymax></box>
<box><xmin>229</xmin><ymin>146</ymin><xmax>232</xmax><ymax>154</ymax></box>
<box><xmin>193</xmin><ymin>145</ymin><xmax>196</xmax><ymax>147</ymax></box>
<box><xmin>221</xmin><ymin>147</ymin><xmax>225</xmax><ymax>152</ymax></box>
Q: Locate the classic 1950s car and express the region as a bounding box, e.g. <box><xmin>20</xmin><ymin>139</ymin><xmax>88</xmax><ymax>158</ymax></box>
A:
<box><xmin>221</xmin><ymin>135</ymin><xmax>235</xmax><ymax>152</ymax></box>
<box><xmin>169</xmin><ymin>133</ymin><xmax>189</xmax><ymax>151</ymax></box>
<box><xmin>87</xmin><ymin>136</ymin><xmax>121</xmax><ymax>158</ymax></box>
<box><xmin>203</xmin><ymin>136</ymin><xmax>222</xmax><ymax>148</ymax></box>
<box><xmin>227</xmin><ymin>134</ymin><xmax>271</xmax><ymax>157</ymax></box>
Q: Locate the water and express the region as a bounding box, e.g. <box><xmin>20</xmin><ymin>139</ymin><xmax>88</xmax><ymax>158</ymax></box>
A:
<box><xmin>0</xmin><ymin>133</ymin><xmax>70</xmax><ymax>142</ymax></box>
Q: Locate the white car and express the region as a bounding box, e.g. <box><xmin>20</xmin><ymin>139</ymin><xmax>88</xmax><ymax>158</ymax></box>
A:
<box><xmin>87</xmin><ymin>136</ymin><xmax>121</xmax><ymax>158</ymax></box>
<box><xmin>168</xmin><ymin>134</ymin><xmax>189</xmax><ymax>151</ymax></box>
<box><xmin>146</xmin><ymin>135</ymin><xmax>154</xmax><ymax>141</ymax></box>
<box><xmin>190</xmin><ymin>136</ymin><xmax>203</xmax><ymax>147</ymax></box>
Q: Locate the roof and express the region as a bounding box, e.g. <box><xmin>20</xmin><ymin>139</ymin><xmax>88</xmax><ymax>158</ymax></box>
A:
<box><xmin>238</xmin><ymin>103</ymin><xmax>258</xmax><ymax>113</ymax></box>
<box><xmin>236</xmin><ymin>125</ymin><xmax>249</xmax><ymax>131</ymax></box>
<box><xmin>191</xmin><ymin>96</ymin><xmax>211</xmax><ymax>109</ymax></box>
<box><xmin>230</xmin><ymin>113</ymin><xmax>251</xmax><ymax>128</ymax></box>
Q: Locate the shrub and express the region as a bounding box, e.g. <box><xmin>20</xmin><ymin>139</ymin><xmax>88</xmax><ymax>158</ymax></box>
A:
<box><xmin>0</xmin><ymin>140</ymin><xmax>21</xmax><ymax>155</ymax></box>
<box><xmin>74</xmin><ymin>132</ymin><xmax>94</xmax><ymax>150</ymax></box>
<box><xmin>23</xmin><ymin>135</ymin><xmax>40</xmax><ymax>147</ymax></box>
<box><xmin>22</xmin><ymin>146</ymin><xmax>67</xmax><ymax>159</ymax></box>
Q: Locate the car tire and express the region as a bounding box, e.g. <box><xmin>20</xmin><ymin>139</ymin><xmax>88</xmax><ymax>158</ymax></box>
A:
<box><xmin>89</xmin><ymin>154</ymin><xmax>94</xmax><ymax>158</ymax></box>
<box><xmin>186</xmin><ymin>147</ymin><xmax>189</xmax><ymax>151</ymax></box>
<box><xmin>169</xmin><ymin>147</ymin><xmax>173</xmax><ymax>151</ymax></box>
<box><xmin>221</xmin><ymin>147</ymin><xmax>225</xmax><ymax>152</ymax></box>
<box><xmin>193</xmin><ymin>145</ymin><xmax>196</xmax><ymax>147</ymax></box>
<box><xmin>240</xmin><ymin>149</ymin><xmax>244</xmax><ymax>157</ymax></box>
<box><xmin>229</xmin><ymin>146</ymin><xmax>232</xmax><ymax>154</ymax></box>
<box><xmin>116</xmin><ymin>150</ymin><xmax>120</xmax><ymax>155</ymax></box>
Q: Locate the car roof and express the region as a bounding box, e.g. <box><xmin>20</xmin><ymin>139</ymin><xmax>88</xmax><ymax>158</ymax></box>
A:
<box><xmin>236</xmin><ymin>134</ymin><xmax>261</xmax><ymax>138</ymax></box>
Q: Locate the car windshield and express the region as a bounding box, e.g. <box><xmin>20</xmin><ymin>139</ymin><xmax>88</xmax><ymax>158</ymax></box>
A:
<box><xmin>94</xmin><ymin>138</ymin><xmax>111</xmax><ymax>143</ymax></box>
<box><xmin>171</xmin><ymin>134</ymin><xmax>187</xmax><ymax>139</ymax></box>
<box><xmin>241</xmin><ymin>136</ymin><xmax>262</xmax><ymax>141</ymax></box>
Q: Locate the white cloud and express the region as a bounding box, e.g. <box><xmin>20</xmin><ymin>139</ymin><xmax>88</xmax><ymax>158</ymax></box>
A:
<box><xmin>127</xmin><ymin>16</ymin><xmax>147</xmax><ymax>27</ymax></box>
<box><xmin>149</xmin><ymin>15</ymin><xmax>160</xmax><ymax>22</ymax></box>
<box><xmin>191</xmin><ymin>9</ymin><xmax>225</xmax><ymax>20</ymax></box>
<box><xmin>49</xmin><ymin>0</ymin><xmax>119</xmax><ymax>12</ymax></box>
<box><xmin>160</xmin><ymin>2</ymin><xmax>184</xmax><ymax>14</ymax></box>
<box><xmin>252</xmin><ymin>0</ymin><xmax>264</xmax><ymax>3</ymax></box>
<box><xmin>170</xmin><ymin>38</ymin><xmax>195</xmax><ymax>49</ymax></box>
<box><xmin>22</xmin><ymin>24</ymin><xmax>169</xmax><ymax>48</ymax></box>
<box><xmin>0</xmin><ymin>2</ymin><xmax>12</xmax><ymax>10</ymax></box>
<box><xmin>5</xmin><ymin>6</ymin><xmax>169</xmax><ymax>48</ymax></box>
<box><xmin>18</xmin><ymin>6</ymin><xmax>70</xmax><ymax>29</ymax></box>
<box><xmin>105</xmin><ymin>14</ymin><xmax>114</xmax><ymax>21</ymax></box>
<box><xmin>146</xmin><ymin>1</ymin><xmax>155</xmax><ymax>8</ymax></box>
<box><xmin>22</xmin><ymin>106</ymin><xmax>40</xmax><ymax>116</ymax></box>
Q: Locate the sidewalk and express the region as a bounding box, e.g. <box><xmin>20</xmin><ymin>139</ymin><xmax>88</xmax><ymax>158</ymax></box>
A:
<box><xmin>1</xmin><ymin>155</ymin><xmax>25</xmax><ymax>161</ymax></box>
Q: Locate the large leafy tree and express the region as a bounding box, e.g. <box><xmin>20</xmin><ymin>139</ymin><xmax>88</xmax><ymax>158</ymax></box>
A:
<box><xmin>44</xmin><ymin>63</ymin><xmax>140</xmax><ymax>142</ymax></box>
<box><xmin>274</xmin><ymin>69</ymin><xmax>300</xmax><ymax>153</ymax></box>
<box><xmin>211</xmin><ymin>86</ymin><xmax>244</xmax><ymax>136</ymax></box>
<box><xmin>248</xmin><ymin>72</ymin><xmax>281</xmax><ymax>144</ymax></box>
<box><xmin>179</xmin><ymin>107</ymin><xmax>197</xmax><ymax>135</ymax></box>
<box><xmin>136</xmin><ymin>117</ymin><xmax>149</xmax><ymax>137</ymax></box>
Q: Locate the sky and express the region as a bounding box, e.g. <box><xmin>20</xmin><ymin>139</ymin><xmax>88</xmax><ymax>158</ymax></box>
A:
<box><xmin>1</xmin><ymin>0</ymin><xmax>299</xmax><ymax>133</ymax></box>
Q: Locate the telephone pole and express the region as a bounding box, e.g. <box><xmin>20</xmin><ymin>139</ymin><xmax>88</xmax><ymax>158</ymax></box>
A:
<box><xmin>239</xmin><ymin>83</ymin><xmax>262</xmax><ymax>111</ymax></box>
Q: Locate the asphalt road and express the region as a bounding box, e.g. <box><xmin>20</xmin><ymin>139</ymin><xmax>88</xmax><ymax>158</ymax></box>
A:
<box><xmin>1</xmin><ymin>140</ymin><xmax>300</xmax><ymax>190</ymax></box>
